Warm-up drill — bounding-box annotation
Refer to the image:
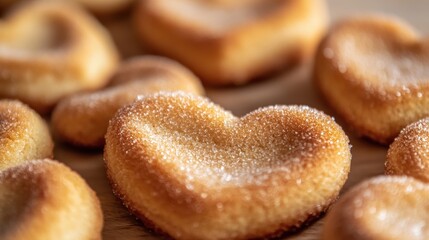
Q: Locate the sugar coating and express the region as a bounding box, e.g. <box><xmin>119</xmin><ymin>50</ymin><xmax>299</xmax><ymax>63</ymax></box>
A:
<box><xmin>0</xmin><ymin>159</ymin><xmax>103</xmax><ymax>240</ymax></box>
<box><xmin>387</xmin><ymin>117</ymin><xmax>429</xmax><ymax>182</ymax></box>
<box><xmin>116</xmin><ymin>92</ymin><xmax>349</xmax><ymax>187</ymax></box>
<box><xmin>323</xmin><ymin>176</ymin><xmax>429</xmax><ymax>240</ymax></box>
<box><xmin>105</xmin><ymin>92</ymin><xmax>351</xmax><ymax>239</ymax></box>
<box><xmin>0</xmin><ymin>104</ymin><xmax>18</xmax><ymax>138</ymax></box>
<box><xmin>0</xmin><ymin>100</ymin><xmax>53</xmax><ymax>170</ymax></box>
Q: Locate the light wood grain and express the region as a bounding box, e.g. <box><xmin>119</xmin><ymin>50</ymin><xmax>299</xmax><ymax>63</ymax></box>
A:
<box><xmin>54</xmin><ymin>1</ymin><xmax>429</xmax><ymax>239</ymax></box>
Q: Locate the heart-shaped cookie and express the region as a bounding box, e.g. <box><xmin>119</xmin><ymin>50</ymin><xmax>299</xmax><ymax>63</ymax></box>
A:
<box><xmin>314</xmin><ymin>15</ymin><xmax>429</xmax><ymax>144</ymax></box>
<box><xmin>322</xmin><ymin>176</ymin><xmax>429</xmax><ymax>240</ymax></box>
<box><xmin>134</xmin><ymin>0</ymin><xmax>328</xmax><ymax>85</ymax></box>
<box><xmin>104</xmin><ymin>92</ymin><xmax>351</xmax><ymax>239</ymax></box>
<box><xmin>52</xmin><ymin>56</ymin><xmax>204</xmax><ymax>148</ymax></box>
<box><xmin>0</xmin><ymin>2</ymin><xmax>118</xmax><ymax>113</ymax></box>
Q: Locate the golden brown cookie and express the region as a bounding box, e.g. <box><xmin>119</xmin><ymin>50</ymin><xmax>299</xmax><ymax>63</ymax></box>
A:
<box><xmin>0</xmin><ymin>1</ymin><xmax>119</xmax><ymax>113</ymax></box>
<box><xmin>0</xmin><ymin>159</ymin><xmax>103</xmax><ymax>240</ymax></box>
<box><xmin>0</xmin><ymin>100</ymin><xmax>53</xmax><ymax>170</ymax></box>
<box><xmin>314</xmin><ymin>15</ymin><xmax>429</xmax><ymax>144</ymax></box>
<box><xmin>134</xmin><ymin>0</ymin><xmax>328</xmax><ymax>85</ymax></box>
<box><xmin>322</xmin><ymin>176</ymin><xmax>429</xmax><ymax>240</ymax></box>
<box><xmin>52</xmin><ymin>56</ymin><xmax>204</xmax><ymax>148</ymax></box>
<box><xmin>105</xmin><ymin>92</ymin><xmax>351</xmax><ymax>239</ymax></box>
<box><xmin>386</xmin><ymin>117</ymin><xmax>429</xmax><ymax>182</ymax></box>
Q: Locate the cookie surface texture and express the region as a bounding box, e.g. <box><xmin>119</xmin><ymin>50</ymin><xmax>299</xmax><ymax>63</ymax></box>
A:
<box><xmin>105</xmin><ymin>92</ymin><xmax>351</xmax><ymax>240</ymax></box>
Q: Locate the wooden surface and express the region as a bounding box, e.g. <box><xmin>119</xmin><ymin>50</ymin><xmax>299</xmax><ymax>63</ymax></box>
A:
<box><xmin>54</xmin><ymin>1</ymin><xmax>429</xmax><ymax>239</ymax></box>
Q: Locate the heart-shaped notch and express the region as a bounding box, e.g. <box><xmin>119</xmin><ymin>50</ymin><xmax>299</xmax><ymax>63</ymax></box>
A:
<box><xmin>315</xmin><ymin>15</ymin><xmax>429</xmax><ymax>144</ymax></box>
<box><xmin>105</xmin><ymin>92</ymin><xmax>351</xmax><ymax>239</ymax></box>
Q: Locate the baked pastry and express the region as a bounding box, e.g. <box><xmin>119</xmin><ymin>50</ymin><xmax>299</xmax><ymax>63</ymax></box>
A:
<box><xmin>0</xmin><ymin>159</ymin><xmax>103</xmax><ymax>240</ymax></box>
<box><xmin>0</xmin><ymin>100</ymin><xmax>53</xmax><ymax>170</ymax></box>
<box><xmin>134</xmin><ymin>0</ymin><xmax>328</xmax><ymax>85</ymax></box>
<box><xmin>0</xmin><ymin>1</ymin><xmax>119</xmax><ymax>113</ymax></box>
<box><xmin>321</xmin><ymin>176</ymin><xmax>429</xmax><ymax>240</ymax></box>
<box><xmin>386</xmin><ymin>117</ymin><xmax>429</xmax><ymax>182</ymax></box>
<box><xmin>0</xmin><ymin>100</ymin><xmax>102</xmax><ymax>239</ymax></box>
<box><xmin>314</xmin><ymin>15</ymin><xmax>429</xmax><ymax>144</ymax></box>
<box><xmin>104</xmin><ymin>92</ymin><xmax>351</xmax><ymax>239</ymax></box>
<box><xmin>52</xmin><ymin>56</ymin><xmax>204</xmax><ymax>148</ymax></box>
